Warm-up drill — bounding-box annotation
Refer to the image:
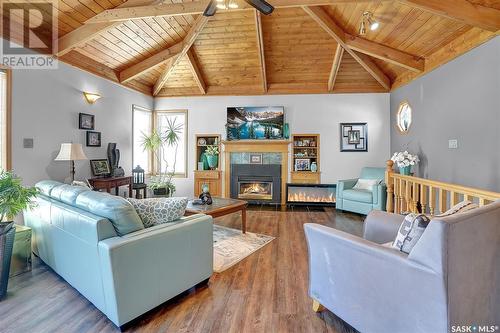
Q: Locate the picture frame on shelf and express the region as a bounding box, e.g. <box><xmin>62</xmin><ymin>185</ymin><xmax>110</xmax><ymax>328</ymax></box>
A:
<box><xmin>250</xmin><ymin>153</ymin><xmax>263</xmax><ymax>164</ymax></box>
<box><xmin>86</xmin><ymin>131</ymin><xmax>101</xmax><ymax>147</ymax></box>
<box><xmin>340</xmin><ymin>123</ymin><xmax>367</xmax><ymax>152</ymax></box>
<box><xmin>79</xmin><ymin>113</ymin><xmax>95</xmax><ymax>130</ymax></box>
<box><xmin>90</xmin><ymin>159</ymin><xmax>110</xmax><ymax>177</ymax></box>
<box><xmin>295</xmin><ymin>158</ymin><xmax>311</xmax><ymax>171</ymax></box>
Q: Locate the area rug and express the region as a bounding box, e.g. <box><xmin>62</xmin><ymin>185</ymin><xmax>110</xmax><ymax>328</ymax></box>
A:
<box><xmin>213</xmin><ymin>225</ymin><xmax>274</xmax><ymax>273</ymax></box>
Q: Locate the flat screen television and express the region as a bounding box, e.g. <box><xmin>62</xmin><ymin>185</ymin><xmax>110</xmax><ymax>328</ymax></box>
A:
<box><xmin>227</xmin><ymin>106</ymin><xmax>284</xmax><ymax>140</ymax></box>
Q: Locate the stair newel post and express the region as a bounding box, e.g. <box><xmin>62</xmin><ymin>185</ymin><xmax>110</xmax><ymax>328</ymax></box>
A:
<box><xmin>385</xmin><ymin>160</ymin><xmax>394</xmax><ymax>213</ymax></box>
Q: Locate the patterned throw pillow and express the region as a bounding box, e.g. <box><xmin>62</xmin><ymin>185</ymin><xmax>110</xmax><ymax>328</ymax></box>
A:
<box><xmin>392</xmin><ymin>213</ymin><xmax>430</xmax><ymax>254</ymax></box>
<box><xmin>126</xmin><ymin>197</ymin><xmax>188</xmax><ymax>228</ymax></box>
<box><xmin>435</xmin><ymin>200</ymin><xmax>478</xmax><ymax>217</ymax></box>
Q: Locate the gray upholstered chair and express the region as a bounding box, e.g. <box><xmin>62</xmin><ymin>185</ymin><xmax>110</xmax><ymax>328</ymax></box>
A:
<box><xmin>304</xmin><ymin>201</ymin><xmax>500</xmax><ymax>333</ymax></box>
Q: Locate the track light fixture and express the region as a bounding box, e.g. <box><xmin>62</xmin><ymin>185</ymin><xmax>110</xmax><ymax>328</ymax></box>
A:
<box><xmin>204</xmin><ymin>0</ymin><xmax>274</xmax><ymax>16</ymax></box>
<box><xmin>203</xmin><ymin>0</ymin><xmax>218</xmax><ymax>16</ymax></box>
<box><xmin>359</xmin><ymin>11</ymin><xmax>379</xmax><ymax>36</ymax></box>
<box><xmin>244</xmin><ymin>0</ymin><xmax>274</xmax><ymax>15</ymax></box>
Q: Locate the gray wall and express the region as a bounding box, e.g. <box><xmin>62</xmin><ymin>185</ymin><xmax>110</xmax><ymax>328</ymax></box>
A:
<box><xmin>390</xmin><ymin>36</ymin><xmax>500</xmax><ymax>192</ymax></box>
<box><xmin>11</xmin><ymin>61</ymin><xmax>153</xmax><ymax>186</ymax></box>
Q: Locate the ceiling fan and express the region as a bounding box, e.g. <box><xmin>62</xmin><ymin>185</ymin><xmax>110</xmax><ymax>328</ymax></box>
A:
<box><xmin>203</xmin><ymin>0</ymin><xmax>274</xmax><ymax>16</ymax></box>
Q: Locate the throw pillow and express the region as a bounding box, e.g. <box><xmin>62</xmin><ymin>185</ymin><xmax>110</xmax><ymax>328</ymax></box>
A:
<box><xmin>126</xmin><ymin>197</ymin><xmax>188</xmax><ymax>228</ymax></box>
<box><xmin>392</xmin><ymin>213</ymin><xmax>430</xmax><ymax>254</ymax></box>
<box><xmin>435</xmin><ymin>200</ymin><xmax>478</xmax><ymax>217</ymax></box>
<box><xmin>353</xmin><ymin>178</ymin><xmax>382</xmax><ymax>191</ymax></box>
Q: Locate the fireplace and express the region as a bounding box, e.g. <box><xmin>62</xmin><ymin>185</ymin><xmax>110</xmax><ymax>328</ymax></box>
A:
<box><xmin>238</xmin><ymin>180</ymin><xmax>273</xmax><ymax>200</ymax></box>
<box><xmin>286</xmin><ymin>183</ymin><xmax>336</xmax><ymax>206</ymax></box>
<box><xmin>231</xmin><ymin>164</ymin><xmax>281</xmax><ymax>204</ymax></box>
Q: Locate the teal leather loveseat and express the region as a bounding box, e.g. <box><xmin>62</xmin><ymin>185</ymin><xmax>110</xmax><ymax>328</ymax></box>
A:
<box><xmin>336</xmin><ymin>167</ymin><xmax>387</xmax><ymax>215</ymax></box>
<box><xmin>24</xmin><ymin>181</ymin><xmax>213</xmax><ymax>327</ymax></box>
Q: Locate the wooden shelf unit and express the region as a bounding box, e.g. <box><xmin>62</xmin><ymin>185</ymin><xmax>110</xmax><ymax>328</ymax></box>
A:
<box><xmin>291</xmin><ymin>134</ymin><xmax>320</xmax><ymax>184</ymax></box>
<box><xmin>194</xmin><ymin>134</ymin><xmax>222</xmax><ymax>197</ymax></box>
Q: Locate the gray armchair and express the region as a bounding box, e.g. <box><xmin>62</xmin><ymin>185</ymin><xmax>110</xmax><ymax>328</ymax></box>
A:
<box><xmin>304</xmin><ymin>201</ymin><xmax>500</xmax><ymax>333</ymax></box>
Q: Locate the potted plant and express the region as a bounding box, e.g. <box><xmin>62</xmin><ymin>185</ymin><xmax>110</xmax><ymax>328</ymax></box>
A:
<box><xmin>141</xmin><ymin>118</ymin><xmax>183</xmax><ymax>197</ymax></box>
<box><xmin>390</xmin><ymin>151</ymin><xmax>419</xmax><ymax>175</ymax></box>
<box><xmin>0</xmin><ymin>171</ymin><xmax>38</xmax><ymax>300</ymax></box>
<box><xmin>204</xmin><ymin>145</ymin><xmax>219</xmax><ymax>170</ymax></box>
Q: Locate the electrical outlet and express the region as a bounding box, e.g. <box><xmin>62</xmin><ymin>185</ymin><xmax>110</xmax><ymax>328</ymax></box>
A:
<box><xmin>448</xmin><ymin>139</ymin><xmax>458</xmax><ymax>149</ymax></box>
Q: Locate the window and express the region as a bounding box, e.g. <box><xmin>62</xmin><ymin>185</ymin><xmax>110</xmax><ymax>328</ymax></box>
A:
<box><xmin>0</xmin><ymin>69</ymin><xmax>11</xmax><ymax>170</ymax></box>
<box><xmin>155</xmin><ymin>110</ymin><xmax>187</xmax><ymax>177</ymax></box>
<box><xmin>132</xmin><ymin>105</ymin><xmax>153</xmax><ymax>173</ymax></box>
<box><xmin>396</xmin><ymin>101</ymin><xmax>412</xmax><ymax>133</ymax></box>
<box><xmin>132</xmin><ymin>107</ymin><xmax>187</xmax><ymax>177</ymax></box>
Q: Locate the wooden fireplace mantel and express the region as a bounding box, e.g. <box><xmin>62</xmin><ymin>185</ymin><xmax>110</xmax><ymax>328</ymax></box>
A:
<box><xmin>222</xmin><ymin>140</ymin><xmax>291</xmax><ymax>205</ymax></box>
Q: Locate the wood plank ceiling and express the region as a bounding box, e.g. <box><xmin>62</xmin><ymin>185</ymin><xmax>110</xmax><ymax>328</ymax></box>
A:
<box><xmin>3</xmin><ymin>0</ymin><xmax>499</xmax><ymax>97</ymax></box>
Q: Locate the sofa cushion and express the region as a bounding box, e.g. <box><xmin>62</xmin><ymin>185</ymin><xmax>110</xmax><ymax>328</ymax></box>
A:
<box><xmin>392</xmin><ymin>213</ymin><xmax>430</xmax><ymax>254</ymax></box>
<box><xmin>36</xmin><ymin>180</ymin><xmax>64</xmax><ymax>196</ymax></box>
<box><xmin>75</xmin><ymin>191</ymin><xmax>144</xmax><ymax>236</ymax></box>
<box><xmin>50</xmin><ymin>184</ymin><xmax>91</xmax><ymax>205</ymax></box>
<box><xmin>342</xmin><ymin>189</ymin><xmax>373</xmax><ymax>203</ymax></box>
<box><xmin>126</xmin><ymin>197</ymin><xmax>188</xmax><ymax>228</ymax></box>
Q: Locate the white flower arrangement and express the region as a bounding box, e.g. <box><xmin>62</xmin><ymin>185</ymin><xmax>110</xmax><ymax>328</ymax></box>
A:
<box><xmin>391</xmin><ymin>151</ymin><xmax>420</xmax><ymax>168</ymax></box>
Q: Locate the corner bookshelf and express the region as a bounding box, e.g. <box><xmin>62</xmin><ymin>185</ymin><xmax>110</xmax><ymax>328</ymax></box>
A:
<box><xmin>194</xmin><ymin>134</ymin><xmax>222</xmax><ymax>197</ymax></box>
<box><xmin>291</xmin><ymin>134</ymin><xmax>320</xmax><ymax>184</ymax></box>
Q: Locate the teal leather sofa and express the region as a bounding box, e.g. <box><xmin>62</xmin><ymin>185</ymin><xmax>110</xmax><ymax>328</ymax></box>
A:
<box><xmin>336</xmin><ymin>167</ymin><xmax>386</xmax><ymax>215</ymax></box>
<box><xmin>24</xmin><ymin>181</ymin><xmax>213</xmax><ymax>327</ymax></box>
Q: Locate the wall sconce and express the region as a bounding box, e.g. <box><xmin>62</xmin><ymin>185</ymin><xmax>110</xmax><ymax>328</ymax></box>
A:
<box><xmin>83</xmin><ymin>92</ymin><xmax>102</xmax><ymax>104</ymax></box>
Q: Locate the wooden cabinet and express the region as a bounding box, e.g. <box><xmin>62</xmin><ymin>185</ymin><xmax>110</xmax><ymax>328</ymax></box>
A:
<box><xmin>291</xmin><ymin>171</ymin><xmax>321</xmax><ymax>184</ymax></box>
<box><xmin>194</xmin><ymin>134</ymin><xmax>222</xmax><ymax>197</ymax></box>
<box><xmin>194</xmin><ymin>170</ymin><xmax>222</xmax><ymax>197</ymax></box>
<box><xmin>291</xmin><ymin>134</ymin><xmax>321</xmax><ymax>184</ymax></box>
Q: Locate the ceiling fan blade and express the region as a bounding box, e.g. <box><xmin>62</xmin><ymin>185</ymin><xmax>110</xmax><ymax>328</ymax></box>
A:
<box><xmin>243</xmin><ymin>0</ymin><xmax>274</xmax><ymax>15</ymax></box>
<box><xmin>203</xmin><ymin>0</ymin><xmax>217</xmax><ymax>17</ymax></box>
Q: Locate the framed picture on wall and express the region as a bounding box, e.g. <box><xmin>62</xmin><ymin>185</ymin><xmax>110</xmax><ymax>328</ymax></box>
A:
<box><xmin>86</xmin><ymin>131</ymin><xmax>101</xmax><ymax>147</ymax></box>
<box><xmin>79</xmin><ymin>113</ymin><xmax>95</xmax><ymax>130</ymax></box>
<box><xmin>340</xmin><ymin>123</ymin><xmax>367</xmax><ymax>152</ymax></box>
<box><xmin>250</xmin><ymin>153</ymin><xmax>263</xmax><ymax>164</ymax></box>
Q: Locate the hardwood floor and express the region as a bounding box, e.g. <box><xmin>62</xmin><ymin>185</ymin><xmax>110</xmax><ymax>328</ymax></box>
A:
<box><xmin>0</xmin><ymin>206</ymin><xmax>364</xmax><ymax>333</ymax></box>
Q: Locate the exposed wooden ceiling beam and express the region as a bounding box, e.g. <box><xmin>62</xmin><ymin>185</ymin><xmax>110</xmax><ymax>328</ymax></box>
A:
<box><xmin>119</xmin><ymin>42</ymin><xmax>183</xmax><ymax>83</ymax></box>
<box><xmin>399</xmin><ymin>0</ymin><xmax>500</xmax><ymax>32</ymax></box>
<box><xmin>185</xmin><ymin>49</ymin><xmax>206</xmax><ymax>94</ymax></box>
<box><xmin>153</xmin><ymin>15</ymin><xmax>210</xmax><ymax>96</ymax></box>
<box><xmin>84</xmin><ymin>0</ymin><xmax>388</xmax><ymax>24</ymax></box>
<box><xmin>86</xmin><ymin>0</ymin><xmax>210</xmax><ymax>24</ymax></box>
<box><xmin>254</xmin><ymin>10</ymin><xmax>267</xmax><ymax>92</ymax></box>
<box><xmin>57</xmin><ymin>0</ymin><xmax>159</xmax><ymax>56</ymax></box>
<box><xmin>345</xmin><ymin>34</ymin><xmax>424</xmax><ymax>72</ymax></box>
<box><xmin>328</xmin><ymin>44</ymin><xmax>344</xmax><ymax>91</ymax></box>
<box><xmin>303</xmin><ymin>6</ymin><xmax>391</xmax><ymax>90</ymax></box>
<box><xmin>152</xmin><ymin>57</ymin><xmax>178</xmax><ymax>96</ymax></box>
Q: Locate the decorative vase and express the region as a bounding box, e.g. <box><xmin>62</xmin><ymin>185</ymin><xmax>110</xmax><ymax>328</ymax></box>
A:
<box><xmin>283</xmin><ymin>123</ymin><xmax>290</xmax><ymax>139</ymax></box>
<box><xmin>206</xmin><ymin>155</ymin><xmax>218</xmax><ymax>170</ymax></box>
<box><xmin>0</xmin><ymin>222</ymin><xmax>15</xmax><ymax>300</ymax></box>
<box><xmin>399</xmin><ymin>166</ymin><xmax>411</xmax><ymax>175</ymax></box>
<box><xmin>200</xmin><ymin>153</ymin><xmax>209</xmax><ymax>170</ymax></box>
<box><xmin>310</xmin><ymin>162</ymin><xmax>318</xmax><ymax>172</ymax></box>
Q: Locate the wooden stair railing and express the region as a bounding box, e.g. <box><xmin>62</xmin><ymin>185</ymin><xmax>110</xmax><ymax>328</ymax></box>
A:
<box><xmin>385</xmin><ymin>160</ymin><xmax>500</xmax><ymax>215</ymax></box>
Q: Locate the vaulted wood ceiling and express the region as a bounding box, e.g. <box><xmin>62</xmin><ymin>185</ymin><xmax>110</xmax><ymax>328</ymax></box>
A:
<box><xmin>3</xmin><ymin>0</ymin><xmax>499</xmax><ymax>97</ymax></box>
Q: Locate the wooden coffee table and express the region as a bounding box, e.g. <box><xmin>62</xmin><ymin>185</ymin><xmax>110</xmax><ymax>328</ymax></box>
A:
<box><xmin>185</xmin><ymin>197</ymin><xmax>248</xmax><ymax>233</ymax></box>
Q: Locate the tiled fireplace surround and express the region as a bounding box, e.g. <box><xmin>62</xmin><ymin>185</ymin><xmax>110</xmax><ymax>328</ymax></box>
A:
<box><xmin>222</xmin><ymin>140</ymin><xmax>290</xmax><ymax>206</ymax></box>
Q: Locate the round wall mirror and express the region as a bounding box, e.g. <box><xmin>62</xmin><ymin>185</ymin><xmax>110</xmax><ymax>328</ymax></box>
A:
<box><xmin>397</xmin><ymin>101</ymin><xmax>412</xmax><ymax>133</ymax></box>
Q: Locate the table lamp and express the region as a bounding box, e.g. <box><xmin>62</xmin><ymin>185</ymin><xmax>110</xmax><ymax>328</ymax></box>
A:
<box><xmin>55</xmin><ymin>143</ymin><xmax>88</xmax><ymax>182</ymax></box>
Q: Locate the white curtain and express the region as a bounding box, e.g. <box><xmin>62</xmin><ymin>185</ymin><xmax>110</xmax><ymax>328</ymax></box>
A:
<box><xmin>0</xmin><ymin>70</ymin><xmax>6</xmax><ymax>170</ymax></box>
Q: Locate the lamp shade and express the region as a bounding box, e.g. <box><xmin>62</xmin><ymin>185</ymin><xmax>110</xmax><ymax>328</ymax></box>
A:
<box><xmin>55</xmin><ymin>143</ymin><xmax>88</xmax><ymax>161</ymax></box>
